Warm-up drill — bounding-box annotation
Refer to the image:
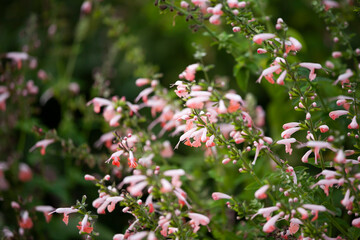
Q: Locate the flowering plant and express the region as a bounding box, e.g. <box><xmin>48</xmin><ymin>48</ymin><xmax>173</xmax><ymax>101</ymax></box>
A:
<box><xmin>1</xmin><ymin>0</ymin><xmax>360</xmax><ymax>239</ymax></box>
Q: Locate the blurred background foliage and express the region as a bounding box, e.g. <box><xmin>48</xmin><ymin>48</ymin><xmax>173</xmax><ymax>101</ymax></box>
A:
<box><xmin>0</xmin><ymin>0</ymin><xmax>360</xmax><ymax>239</ymax></box>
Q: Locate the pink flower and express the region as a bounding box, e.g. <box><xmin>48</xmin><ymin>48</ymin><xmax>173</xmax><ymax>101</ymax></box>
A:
<box><xmin>180</xmin><ymin>1</ymin><xmax>189</xmax><ymax>8</ymax></box>
<box><xmin>135</xmin><ymin>87</ymin><xmax>153</xmax><ymax>103</ymax></box>
<box><xmin>18</xmin><ymin>163</ymin><xmax>32</xmax><ymax>182</ymax></box>
<box><xmin>227</xmin><ymin>0</ymin><xmax>239</xmax><ymax>8</ymax></box>
<box><xmin>18</xmin><ymin>211</ymin><xmax>33</xmax><ymax>229</ymax></box>
<box><xmin>255</xmin><ymin>184</ymin><xmax>270</xmax><ymax>199</ymax></box>
<box><xmin>179</xmin><ymin>63</ymin><xmax>200</xmax><ymax>81</ymax></box>
<box><xmin>49</xmin><ymin>207</ymin><xmax>78</xmax><ymax>225</ymax></box>
<box><xmin>35</xmin><ymin>206</ymin><xmax>55</xmax><ymax>223</ymax></box>
<box><xmin>329</xmin><ymin>110</ymin><xmax>348</xmax><ymax>120</ymax></box>
<box><xmin>288</xmin><ymin>218</ymin><xmax>301</xmax><ymax>235</ymax></box>
<box><xmin>334</xmin><ymin>149</ymin><xmax>346</xmax><ymax>164</ymax></box>
<box><xmin>276</xmin><ymin>70</ymin><xmax>287</xmax><ymax>85</ymax></box>
<box><xmin>188</xmin><ymin>213</ymin><xmax>210</xmax><ymax>233</ymax></box>
<box><xmin>263</xmin><ymin>213</ymin><xmax>281</xmax><ymax>233</ymax></box>
<box><xmin>212</xmin><ymin>192</ymin><xmax>231</xmax><ymax>200</ymax></box>
<box><xmin>299</xmin><ymin>62</ymin><xmax>322</xmax><ymax>81</ymax></box>
<box><xmin>135</xmin><ymin>78</ymin><xmax>150</xmax><ymax>87</ymax></box>
<box><xmin>311</xmin><ymin>179</ymin><xmax>339</xmax><ymax>196</ymax></box>
<box><xmin>186</xmin><ymin>96</ymin><xmax>209</xmax><ymax>109</ymax></box>
<box><xmin>283</xmin><ymin>122</ymin><xmax>300</xmax><ymax>130</ymax></box>
<box><xmin>257</xmin><ymin>64</ymin><xmax>281</xmax><ymax>84</ymax></box>
<box><xmin>81</xmin><ymin>1</ymin><xmax>92</xmax><ymax>14</ymax></box>
<box><xmin>323</xmin><ymin>0</ymin><xmax>339</xmax><ymax>10</ymax></box>
<box><xmin>233</xmin><ymin>27</ymin><xmax>241</xmax><ymax>32</ymax></box>
<box><xmin>288</xmin><ymin>37</ymin><xmax>302</xmax><ymax>52</ymax></box>
<box><xmin>127</xmin><ymin>150</ymin><xmax>138</xmax><ymax>168</ymax></box>
<box><xmin>301</xmin><ymin>149</ymin><xmax>312</xmax><ymax>163</ymax></box>
<box><xmin>0</xmin><ymin>91</ymin><xmax>10</xmax><ymax>111</ymax></box>
<box><xmin>348</xmin><ymin>116</ymin><xmax>359</xmax><ymax>129</ymax></box>
<box><xmin>160</xmin><ymin>178</ymin><xmax>173</xmax><ymax>193</ymax></box>
<box><xmin>352</xmin><ymin>217</ymin><xmax>360</xmax><ymax>228</ymax></box>
<box><xmin>319</xmin><ymin>125</ymin><xmax>329</xmax><ymax>133</ymax></box>
<box><xmin>332</xmin><ymin>51</ymin><xmax>342</xmax><ymax>58</ymax></box>
<box><xmin>106</xmin><ymin>150</ymin><xmax>124</xmax><ymax>167</ymax></box>
<box><xmin>305</xmin><ymin>141</ymin><xmax>334</xmax><ymax>164</ymax></box>
<box><xmin>84</xmin><ymin>174</ymin><xmax>96</xmax><ymax>181</ymax></box>
<box><xmin>252</xmin><ymin>206</ymin><xmax>279</xmax><ymax>219</ymax></box>
<box><xmin>326</xmin><ymin>60</ymin><xmax>335</xmax><ymax>69</ymax></box>
<box><xmin>277</xmin><ymin>138</ymin><xmax>296</xmax><ymax>155</ymax></box>
<box><xmin>253</xmin><ymin>33</ymin><xmax>276</xmax><ymax>45</ymax></box>
<box><xmin>334</xmin><ymin>69</ymin><xmax>353</xmax><ymax>85</ymax></box>
<box><xmin>29</xmin><ymin>139</ymin><xmax>55</xmax><ymax>155</ymax></box>
<box><xmin>281</xmin><ymin>127</ymin><xmax>301</xmax><ymax>139</ymax></box>
<box><xmin>97</xmin><ymin>196</ymin><xmax>124</xmax><ymax>213</ymax></box>
<box><xmin>6</xmin><ymin>52</ymin><xmax>29</xmax><ymax>69</ymax></box>
<box><xmin>302</xmin><ymin>204</ymin><xmax>328</xmax><ymax>221</ymax></box>
<box><xmin>87</xmin><ymin>97</ymin><xmax>112</xmax><ymax>113</ymax></box>
<box><xmin>341</xmin><ymin>189</ymin><xmax>354</xmax><ymax>210</ymax></box>
<box><xmin>297</xmin><ymin>207</ymin><xmax>308</xmax><ymax>220</ymax></box>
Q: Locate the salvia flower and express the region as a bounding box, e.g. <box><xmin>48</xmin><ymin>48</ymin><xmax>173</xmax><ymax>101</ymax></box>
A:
<box><xmin>179</xmin><ymin>63</ymin><xmax>200</xmax><ymax>81</ymax></box>
<box><xmin>263</xmin><ymin>213</ymin><xmax>281</xmax><ymax>233</ymax></box>
<box><xmin>49</xmin><ymin>207</ymin><xmax>78</xmax><ymax>225</ymax></box>
<box><xmin>348</xmin><ymin>116</ymin><xmax>359</xmax><ymax>129</ymax></box>
<box><xmin>299</xmin><ymin>62</ymin><xmax>322</xmax><ymax>81</ymax></box>
<box><xmin>254</xmin><ymin>184</ymin><xmax>270</xmax><ymax>199</ymax></box>
<box><xmin>253</xmin><ymin>33</ymin><xmax>276</xmax><ymax>45</ymax></box>
<box><xmin>277</xmin><ymin>138</ymin><xmax>296</xmax><ymax>155</ymax></box>
<box><xmin>87</xmin><ymin>97</ymin><xmax>112</xmax><ymax>113</ymax></box>
<box><xmin>212</xmin><ymin>192</ymin><xmax>231</xmax><ymax>200</ymax></box>
<box><xmin>333</xmin><ymin>69</ymin><xmax>353</xmax><ymax>86</ymax></box>
<box><xmin>329</xmin><ymin>110</ymin><xmax>349</xmax><ymax>120</ymax></box>
<box><xmin>35</xmin><ymin>205</ymin><xmax>55</xmax><ymax>223</ymax></box>
<box><xmin>29</xmin><ymin>139</ymin><xmax>55</xmax><ymax>155</ymax></box>
<box><xmin>188</xmin><ymin>213</ymin><xmax>210</xmax><ymax>233</ymax></box>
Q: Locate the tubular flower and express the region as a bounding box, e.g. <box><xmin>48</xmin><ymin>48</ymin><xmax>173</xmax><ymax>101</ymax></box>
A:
<box><xmin>299</xmin><ymin>62</ymin><xmax>322</xmax><ymax>81</ymax></box>
<box><xmin>19</xmin><ymin>211</ymin><xmax>33</xmax><ymax>229</ymax></box>
<box><xmin>49</xmin><ymin>207</ymin><xmax>78</xmax><ymax>225</ymax></box>
<box><xmin>188</xmin><ymin>213</ymin><xmax>210</xmax><ymax>233</ymax></box>
<box><xmin>277</xmin><ymin>138</ymin><xmax>296</xmax><ymax>155</ymax></box>
<box><xmin>341</xmin><ymin>189</ymin><xmax>354</xmax><ymax>210</ymax></box>
<box><xmin>87</xmin><ymin>97</ymin><xmax>112</xmax><ymax>113</ymax></box>
<box><xmin>35</xmin><ymin>205</ymin><xmax>55</xmax><ymax>223</ymax></box>
<box><xmin>127</xmin><ymin>151</ymin><xmax>138</xmax><ymax>168</ymax></box>
<box><xmin>253</xmin><ymin>33</ymin><xmax>276</xmax><ymax>44</ymax></box>
<box><xmin>263</xmin><ymin>213</ymin><xmax>281</xmax><ymax>233</ymax></box>
<box><xmin>334</xmin><ymin>69</ymin><xmax>353</xmax><ymax>86</ymax></box>
<box><xmin>106</xmin><ymin>150</ymin><xmax>124</xmax><ymax>167</ymax></box>
<box><xmin>252</xmin><ymin>206</ymin><xmax>279</xmax><ymax>219</ymax></box>
<box><xmin>302</xmin><ymin>204</ymin><xmax>328</xmax><ymax>222</ymax></box>
<box><xmin>281</xmin><ymin>127</ymin><xmax>301</xmax><ymax>139</ymax></box>
<box><xmin>77</xmin><ymin>214</ymin><xmax>93</xmax><ymax>234</ymax></box>
<box><xmin>352</xmin><ymin>218</ymin><xmax>360</xmax><ymax>228</ymax></box>
<box><xmin>29</xmin><ymin>139</ymin><xmax>55</xmax><ymax>155</ymax></box>
<box><xmin>179</xmin><ymin>63</ymin><xmax>200</xmax><ymax>81</ymax></box>
<box><xmin>319</xmin><ymin>125</ymin><xmax>329</xmax><ymax>133</ymax></box>
<box><xmin>329</xmin><ymin>110</ymin><xmax>348</xmax><ymax>120</ymax></box>
<box><xmin>348</xmin><ymin>116</ymin><xmax>359</xmax><ymax>129</ymax></box>
<box><xmin>212</xmin><ymin>192</ymin><xmax>231</xmax><ymax>200</ymax></box>
<box><xmin>255</xmin><ymin>184</ymin><xmax>270</xmax><ymax>199</ymax></box>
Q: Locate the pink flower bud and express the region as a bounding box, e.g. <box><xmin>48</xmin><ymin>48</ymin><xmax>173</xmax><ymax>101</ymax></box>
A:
<box><xmin>84</xmin><ymin>174</ymin><xmax>96</xmax><ymax>181</ymax></box>
<box><xmin>212</xmin><ymin>192</ymin><xmax>231</xmax><ymax>200</ymax></box>
<box><xmin>319</xmin><ymin>125</ymin><xmax>329</xmax><ymax>133</ymax></box>
<box><xmin>332</xmin><ymin>51</ymin><xmax>342</xmax><ymax>58</ymax></box>
<box><xmin>232</xmin><ymin>27</ymin><xmax>241</xmax><ymax>32</ymax></box>
<box><xmin>81</xmin><ymin>1</ymin><xmax>92</xmax><ymax>14</ymax></box>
